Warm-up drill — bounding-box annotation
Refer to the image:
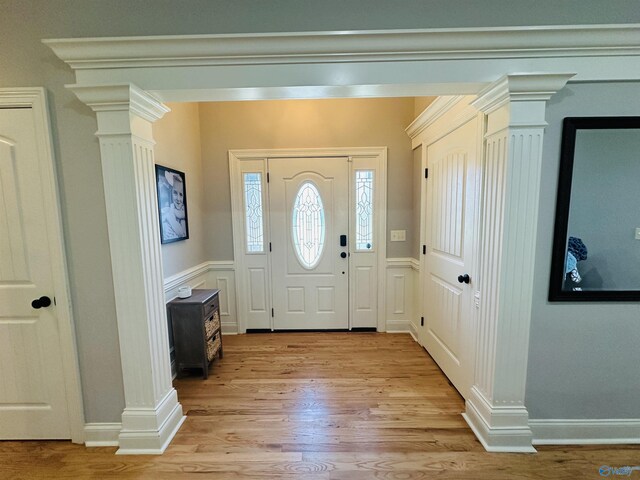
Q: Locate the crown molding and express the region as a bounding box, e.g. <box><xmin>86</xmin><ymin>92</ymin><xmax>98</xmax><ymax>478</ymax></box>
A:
<box><xmin>472</xmin><ymin>73</ymin><xmax>576</xmax><ymax>114</ymax></box>
<box><xmin>405</xmin><ymin>96</ymin><xmax>466</xmax><ymax>139</ymax></box>
<box><xmin>44</xmin><ymin>24</ymin><xmax>640</xmax><ymax>70</ymax></box>
<box><xmin>67</xmin><ymin>84</ymin><xmax>170</xmax><ymax>122</ymax></box>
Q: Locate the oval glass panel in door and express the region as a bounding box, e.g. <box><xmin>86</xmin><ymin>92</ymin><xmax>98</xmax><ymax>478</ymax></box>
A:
<box><xmin>292</xmin><ymin>181</ymin><xmax>326</xmax><ymax>269</ymax></box>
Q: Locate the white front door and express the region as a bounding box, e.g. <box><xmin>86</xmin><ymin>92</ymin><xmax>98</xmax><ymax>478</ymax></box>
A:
<box><xmin>421</xmin><ymin>117</ymin><xmax>479</xmax><ymax>398</ymax></box>
<box><xmin>269</xmin><ymin>157</ymin><xmax>349</xmax><ymax>329</ymax></box>
<box><xmin>0</xmin><ymin>108</ymin><xmax>71</xmax><ymax>438</ymax></box>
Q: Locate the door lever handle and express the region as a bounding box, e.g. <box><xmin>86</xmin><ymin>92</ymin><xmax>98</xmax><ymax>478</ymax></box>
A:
<box><xmin>457</xmin><ymin>274</ymin><xmax>470</xmax><ymax>284</ymax></box>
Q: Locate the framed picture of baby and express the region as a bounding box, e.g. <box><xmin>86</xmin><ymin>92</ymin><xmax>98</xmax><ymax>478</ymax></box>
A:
<box><xmin>155</xmin><ymin>164</ymin><xmax>189</xmax><ymax>244</ymax></box>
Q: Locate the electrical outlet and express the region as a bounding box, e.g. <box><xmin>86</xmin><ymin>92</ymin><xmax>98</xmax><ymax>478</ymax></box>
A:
<box><xmin>390</xmin><ymin>230</ymin><xmax>406</xmax><ymax>242</ymax></box>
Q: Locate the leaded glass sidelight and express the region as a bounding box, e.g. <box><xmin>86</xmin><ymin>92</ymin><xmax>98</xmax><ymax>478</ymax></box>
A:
<box><xmin>355</xmin><ymin>170</ymin><xmax>374</xmax><ymax>250</ymax></box>
<box><xmin>243</xmin><ymin>172</ymin><xmax>264</xmax><ymax>253</ymax></box>
<box><xmin>292</xmin><ymin>181</ymin><xmax>325</xmax><ymax>269</ymax></box>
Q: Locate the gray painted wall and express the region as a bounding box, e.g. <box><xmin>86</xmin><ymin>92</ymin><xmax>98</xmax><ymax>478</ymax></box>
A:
<box><xmin>527</xmin><ymin>82</ymin><xmax>640</xmax><ymax>419</ymax></box>
<box><xmin>2</xmin><ymin>0</ymin><xmax>640</xmax><ymax>423</ymax></box>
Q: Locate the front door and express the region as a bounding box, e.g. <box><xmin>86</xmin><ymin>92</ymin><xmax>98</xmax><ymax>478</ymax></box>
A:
<box><xmin>269</xmin><ymin>157</ymin><xmax>349</xmax><ymax>329</ymax></box>
<box><xmin>421</xmin><ymin>117</ymin><xmax>479</xmax><ymax>398</ymax></box>
<box><xmin>0</xmin><ymin>108</ymin><xmax>71</xmax><ymax>438</ymax></box>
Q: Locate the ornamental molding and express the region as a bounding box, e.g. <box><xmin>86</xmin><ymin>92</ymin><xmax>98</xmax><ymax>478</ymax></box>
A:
<box><xmin>68</xmin><ymin>84</ymin><xmax>170</xmax><ymax>122</ymax></box>
<box><xmin>472</xmin><ymin>73</ymin><xmax>576</xmax><ymax>115</ymax></box>
<box><xmin>44</xmin><ymin>25</ymin><xmax>640</xmax><ymax>70</ymax></box>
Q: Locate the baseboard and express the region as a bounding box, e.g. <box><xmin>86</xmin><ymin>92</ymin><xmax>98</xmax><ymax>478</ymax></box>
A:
<box><xmin>530</xmin><ymin>419</ymin><xmax>640</xmax><ymax>445</ymax></box>
<box><xmin>386</xmin><ymin>319</ymin><xmax>411</xmax><ymax>332</ymax></box>
<box><xmin>84</xmin><ymin>423</ymin><xmax>121</xmax><ymax>447</ymax></box>
<box><xmin>464</xmin><ymin>387</ymin><xmax>536</xmax><ymax>453</ymax></box>
<box><xmin>116</xmin><ymin>389</ymin><xmax>185</xmax><ymax>455</ymax></box>
<box><xmin>408</xmin><ymin>321</ymin><xmax>419</xmax><ymax>342</ymax></box>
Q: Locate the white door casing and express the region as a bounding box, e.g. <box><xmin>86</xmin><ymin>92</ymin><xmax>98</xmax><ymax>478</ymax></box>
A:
<box><xmin>269</xmin><ymin>157</ymin><xmax>349</xmax><ymax>329</ymax></box>
<box><xmin>421</xmin><ymin>116</ymin><xmax>481</xmax><ymax>399</ymax></box>
<box><xmin>230</xmin><ymin>148</ymin><xmax>387</xmax><ymax>333</ymax></box>
<box><xmin>0</xmin><ymin>89</ymin><xmax>84</xmax><ymax>442</ymax></box>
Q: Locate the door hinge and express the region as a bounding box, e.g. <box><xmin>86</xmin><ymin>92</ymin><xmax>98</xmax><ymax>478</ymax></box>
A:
<box><xmin>267</xmin><ymin>172</ymin><xmax>270</xmax><ymax>183</ymax></box>
<box><xmin>269</xmin><ymin>242</ymin><xmax>272</xmax><ymax>252</ymax></box>
<box><xmin>271</xmin><ymin>308</ymin><xmax>274</xmax><ymax>317</ymax></box>
<box><xmin>420</xmin><ymin>316</ymin><xmax>424</xmax><ymax>327</ymax></box>
<box><xmin>422</xmin><ymin>245</ymin><xmax>426</xmax><ymax>255</ymax></box>
<box><xmin>425</xmin><ymin>168</ymin><xmax>429</xmax><ymax>179</ymax></box>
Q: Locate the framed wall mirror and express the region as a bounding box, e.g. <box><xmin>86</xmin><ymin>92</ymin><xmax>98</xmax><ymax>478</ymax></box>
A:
<box><xmin>549</xmin><ymin>116</ymin><xmax>640</xmax><ymax>301</ymax></box>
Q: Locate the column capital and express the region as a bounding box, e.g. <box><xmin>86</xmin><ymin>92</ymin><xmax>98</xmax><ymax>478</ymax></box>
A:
<box><xmin>472</xmin><ymin>73</ymin><xmax>575</xmax><ymax>114</ymax></box>
<box><xmin>67</xmin><ymin>83</ymin><xmax>170</xmax><ymax>122</ymax></box>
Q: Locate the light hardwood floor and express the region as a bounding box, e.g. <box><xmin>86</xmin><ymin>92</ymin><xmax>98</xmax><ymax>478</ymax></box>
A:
<box><xmin>2</xmin><ymin>332</ymin><xmax>638</xmax><ymax>479</ymax></box>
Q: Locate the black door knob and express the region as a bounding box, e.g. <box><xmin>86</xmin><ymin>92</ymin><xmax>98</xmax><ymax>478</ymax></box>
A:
<box><xmin>340</xmin><ymin>252</ymin><xmax>347</xmax><ymax>258</ymax></box>
<box><xmin>457</xmin><ymin>274</ymin><xmax>470</xmax><ymax>284</ymax></box>
<box><xmin>31</xmin><ymin>296</ymin><xmax>52</xmax><ymax>309</ymax></box>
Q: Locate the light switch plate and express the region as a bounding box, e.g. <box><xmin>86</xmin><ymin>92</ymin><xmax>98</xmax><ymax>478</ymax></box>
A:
<box><xmin>390</xmin><ymin>230</ymin><xmax>406</xmax><ymax>242</ymax></box>
<box><xmin>635</xmin><ymin>227</ymin><xmax>640</xmax><ymax>240</ymax></box>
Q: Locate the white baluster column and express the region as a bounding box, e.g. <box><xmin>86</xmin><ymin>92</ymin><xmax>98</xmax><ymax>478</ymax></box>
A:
<box><xmin>70</xmin><ymin>84</ymin><xmax>185</xmax><ymax>454</ymax></box>
<box><xmin>463</xmin><ymin>74</ymin><xmax>574</xmax><ymax>452</ymax></box>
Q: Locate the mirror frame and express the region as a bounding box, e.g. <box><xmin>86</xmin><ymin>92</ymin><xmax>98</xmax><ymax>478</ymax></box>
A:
<box><xmin>549</xmin><ymin>116</ymin><xmax>640</xmax><ymax>302</ymax></box>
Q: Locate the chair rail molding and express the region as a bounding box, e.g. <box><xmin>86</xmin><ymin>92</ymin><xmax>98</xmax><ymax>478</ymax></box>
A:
<box><xmin>462</xmin><ymin>73</ymin><xmax>574</xmax><ymax>453</ymax></box>
<box><xmin>69</xmin><ymin>83</ymin><xmax>185</xmax><ymax>455</ymax></box>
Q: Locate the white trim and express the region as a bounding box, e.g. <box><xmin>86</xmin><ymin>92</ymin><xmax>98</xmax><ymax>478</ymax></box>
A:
<box><xmin>208</xmin><ymin>260</ymin><xmax>235</xmax><ymax>271</ymax></box>
<box><xmin>406</xmin><ymin>96</ymin><xmax>466</xmax><ymax>140</ymax></box>
<box><xmin>530</xmin><ymin>419</ymin><xmax>640</xmax><ymax>445</ymax></box>
<box><xmin>386</xmin><ymin>257</ymin><xmax>416</xmax><ymax>269</ymax></box>
<box><xmin>163</xmin><ymin>261</ymin><xmax>211</xmax><ymax>295</ymax></box>
<box><xmin>230</xmin><ymin>147</ymin><xmax>387</xmax><ymax>333</ymax></box>
<box><xmin>44</xmin><ymin>25</ymin><xmax>640</xmax><ymax>70</ymax></box>
<box><xmin>84</xmin><ymin>423</ymin><xmax>122</xmax><ymax>447</ymax></box>
<box><xmin>410</xmin><ymin>258</ymin><xmax>420</xmax><ymax>272</ymax></box>
<box><xmin>0</xmin><ymin>88</ymin><xmax>85</xmax><ymax>444</ymax></box>
<box><xmin>385</xmin><ymin>320</ymin><xmax>411</xmax><ymax>333</ymax></box>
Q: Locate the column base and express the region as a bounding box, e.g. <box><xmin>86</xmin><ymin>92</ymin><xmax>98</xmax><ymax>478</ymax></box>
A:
<box><xmin>463</xmin><ymin>386</ymin><xmax>536</xmax><ymax>453</ymax></box>
<box><xmin>116</xmin><ymin>388</ymin><xmax>185</xmax><ymax>455</ymax></box>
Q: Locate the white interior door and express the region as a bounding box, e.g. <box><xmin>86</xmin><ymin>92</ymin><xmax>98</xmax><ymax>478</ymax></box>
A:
<box><xmin>422</xmin><ymin>118</ymin><xmax>479</xmax><ymax>398</ymax></box>
<box><xmin>0</xmin><ymin>108</ymin><xmax>71</xmax><ymax>438</ymax></box>
<box><xmin>269</xmin><ymin>157</ymin><xmax>349</xmax><ymax>329</ymax></box>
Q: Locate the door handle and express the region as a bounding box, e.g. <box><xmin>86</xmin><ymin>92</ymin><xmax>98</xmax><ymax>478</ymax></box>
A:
<box><xmin>340</xmin><ymin>252</ymin><xmax>347</xmax><ymax>259</ymax></box>
<box><xmin>31</xmin><ymin>296</ymin><xmax>52</xmax><ymax>309</ymax></box>
<box><xmin>457</xmin><ymin>274</ymin><xmax>470</xmax><ymax>284</ymax></box>
<box><xmin>340</xmin><ymin>234</ymin><xmax>347</xmax><ymax>247</ymax></box>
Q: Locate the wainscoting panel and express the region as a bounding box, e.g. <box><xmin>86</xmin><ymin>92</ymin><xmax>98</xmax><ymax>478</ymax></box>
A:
<box><xmin>207</xmin><ymin>262</ymin><xmax>237</xmax><ymax>334</ymax></box>
<box><xmin>386</xmin><ymin>258</ymin><xmax>419</xmax><ymax>333</ymax></box>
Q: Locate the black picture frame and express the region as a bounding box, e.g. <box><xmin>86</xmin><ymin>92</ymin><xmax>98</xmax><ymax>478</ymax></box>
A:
<box><xmin>549</xmin><ymin>116</ymin><xmax>640</xmax><ymax>301</ymax></box>
<box><xmin>155</xmin><ymin>164</ymin><xmax>189</xmax><ymax>244</ymax></box>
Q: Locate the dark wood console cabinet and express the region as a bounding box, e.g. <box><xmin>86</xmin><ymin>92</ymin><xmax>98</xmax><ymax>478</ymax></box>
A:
<box><xmin>168</xmin><ymin>289</ymin><xmax>223</xmax><ymax>379</ymax></box>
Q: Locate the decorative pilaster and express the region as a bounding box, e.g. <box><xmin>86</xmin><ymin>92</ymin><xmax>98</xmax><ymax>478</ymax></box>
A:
<box><xmin>70</xmin><ymin>84</ymin><xmax>185</xmax><ymax>454</ymax></box>
<box><xmin>464</xmin><ymin>74</ymin><xmax>574</xmax><ymax>452</ymax></box>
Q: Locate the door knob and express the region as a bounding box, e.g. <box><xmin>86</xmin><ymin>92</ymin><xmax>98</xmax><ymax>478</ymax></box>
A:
<box><xmin>457</xmin><ymin>274</ymin><xmax>470</xmax><ymax>284</ymax></box>
<box><xmin>31</xmin><ymin>296</ymin><xmax>52</xmax><ymax>309</ymax></box>
<box><xmin>340</xmin><ymin>252</ymin><xmax>347</xmax><ymax>258</ymax></box>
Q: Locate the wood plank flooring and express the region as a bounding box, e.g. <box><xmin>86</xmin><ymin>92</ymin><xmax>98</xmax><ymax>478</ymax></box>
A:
<box><xmin>2</xmin><ymin>332</ymin><xmax>639</xmax><ymax>479</ymax></box>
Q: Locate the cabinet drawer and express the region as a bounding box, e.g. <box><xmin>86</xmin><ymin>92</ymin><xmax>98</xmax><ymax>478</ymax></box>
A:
<box><xmin>204</xmin><ymin>310</ymin><xmax>220</xmax><ymax>339</ymax></box>
<box><xmin>204</xmin><ymin>295</ymin><xmax>219</xmax><ymax>318</ymax></box>
<box><xmin>206</xmin><ymin>333</ymin><xmax>221</xmax><ymax>362</ymax></box>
